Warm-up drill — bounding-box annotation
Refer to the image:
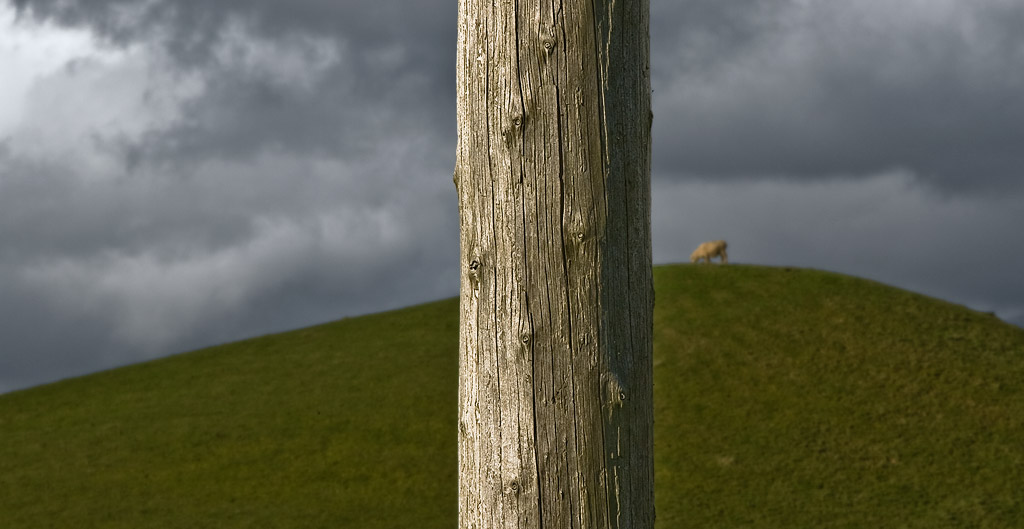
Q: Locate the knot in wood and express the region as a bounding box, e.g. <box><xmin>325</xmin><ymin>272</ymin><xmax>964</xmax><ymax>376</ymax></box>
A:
<box><xmin>501</xmin><ymin>115</ymin><xmax>523</xmax><ymax>147</ymax></box>
<box><xmin>467</xmin><ymin>259</ymin><xmax>482</xmax><ymax>290</ymax></box>
<box><xmin>603</xmin><ymin>372</ymin><xmax>627</xmax><ymax>418</ymax></box>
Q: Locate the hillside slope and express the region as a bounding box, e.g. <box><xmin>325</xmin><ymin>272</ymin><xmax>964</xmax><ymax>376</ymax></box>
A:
<box><xmin>2</xmin><ymin>264</ymin><xmax>1023</xmax><ymax>528</ymax></box>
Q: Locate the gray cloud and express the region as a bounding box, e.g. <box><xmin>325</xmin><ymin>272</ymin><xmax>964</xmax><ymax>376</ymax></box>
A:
<box><xmin>13</xmin><ymin>0</ymin><xmax>457</xmax><ymax>164</ymax></box>
<box><xmin>12</xmin><ymin>0</ymin><xmax>456</xmax><ymax>64</ymax></box>
<box><xmin>2</xmin><ymin>0</ymin><xmax>459</xmax><ymax>392</ymax></box>
<box><xmin>2</xmin><ymin>139</ymin><xmax>459</xmax><ymax>391</ymax></box>
<box><xmin>652</xmin><ymin>0</ymin><xmax>1024</xmax><ymax>193</ymax></box>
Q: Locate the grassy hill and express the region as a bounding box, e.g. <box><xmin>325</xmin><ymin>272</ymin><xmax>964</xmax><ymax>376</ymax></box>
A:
<box><xmin>2</xmin><ymin>264</ymin><xmax>1023</xmax><ymax>528</ymax></box>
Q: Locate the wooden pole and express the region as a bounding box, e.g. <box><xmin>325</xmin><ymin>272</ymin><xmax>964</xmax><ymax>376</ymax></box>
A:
<box><xmin>455</xmin><ymin>0</ymin><xmax>653</xmax><ymax>526</ymax></box>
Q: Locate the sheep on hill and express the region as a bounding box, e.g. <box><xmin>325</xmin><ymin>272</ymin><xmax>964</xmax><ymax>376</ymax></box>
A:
<box><xmin>690</xmin><ymin>240</ymin><xmax>728</xmax><ymax>264</ymax></box>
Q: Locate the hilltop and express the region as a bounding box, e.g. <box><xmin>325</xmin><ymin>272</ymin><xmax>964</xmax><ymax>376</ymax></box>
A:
<box><xmin>2</xmin><ymin>264</ymin><xmax>1023</xmax><ymax>528</ymax></box>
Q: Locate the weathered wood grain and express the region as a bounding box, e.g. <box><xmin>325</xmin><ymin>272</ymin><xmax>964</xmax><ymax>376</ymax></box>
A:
<box><xmin>456</xmin><ymin>0</ymin><xmax>653</xmax><ymax>526</ymax></box>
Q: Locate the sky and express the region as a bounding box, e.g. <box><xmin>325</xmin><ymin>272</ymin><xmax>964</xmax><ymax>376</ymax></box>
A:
<box><xmin>1</xmin><ymin>0</ymin><xmax>1022</xmax><ymax>394</ymax></box>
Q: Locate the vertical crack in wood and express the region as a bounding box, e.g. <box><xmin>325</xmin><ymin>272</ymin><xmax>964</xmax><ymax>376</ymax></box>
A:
<box><xmin>458</xmin><ymin>0</ymin><xmax>650</xmax><ymax>526</ymax></box>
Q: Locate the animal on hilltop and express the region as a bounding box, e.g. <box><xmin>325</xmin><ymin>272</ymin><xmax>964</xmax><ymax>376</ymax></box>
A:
<box><xmin>690</xmin><ymin>240</ymin><xmax>728</xmax><ymax>264</ymax></box>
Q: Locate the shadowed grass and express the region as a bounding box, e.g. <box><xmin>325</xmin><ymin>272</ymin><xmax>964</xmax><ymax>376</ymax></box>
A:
<box><xmin>2</xmin><ymin>264</ymin><xmax>1023</xmax><ymax>527</ymax></box>
<box><xmin>1</xmin><ymin>299</ymin><xmax>459</xmax><ymax>528</ymax></box>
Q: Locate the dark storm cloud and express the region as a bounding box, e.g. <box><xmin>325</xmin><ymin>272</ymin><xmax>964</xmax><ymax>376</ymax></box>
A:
<box><xmin>651</xmin><ymin>0</ymin><xmax>1024</xmax><ymax>192</ymax></box>
<box><xmin>0</xmin><ymin>279</ymin><xmax>120</xmax><ymax>393</ymax></box>
<box><xmin>1</xmin><ymin>0</ymin><xmax>460</xmax><ymax>392</ymax></box>
<box><xmin>12</xmin><ymin>0</ymin><xmax>454</xmax><ymax>71</ymax></box>
<box><xmin>14</xmin><ymin>0</ymin><xmax>457</xmax><ymax>163</ymax></box>
<box><xmin>1</xmin><ymin>143</ymin><xmax>460</xmax><ymax>391</ymax></box>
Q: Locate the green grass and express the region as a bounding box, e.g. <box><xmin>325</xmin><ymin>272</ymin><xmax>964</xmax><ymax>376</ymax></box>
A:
<box><xmin>2</xmin><ymin>264</ymin><xmax>1023</xmax><ymax>527</ymax></box>
<box><xmin>0</xmin><ymin>300</ymin><xmax>459</xmax><ymax>528</ymax></box>
<box><xmin>654</xmin><ymin>265</ymin><xmax>1024</xmax><ymax>528</ymax></box>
